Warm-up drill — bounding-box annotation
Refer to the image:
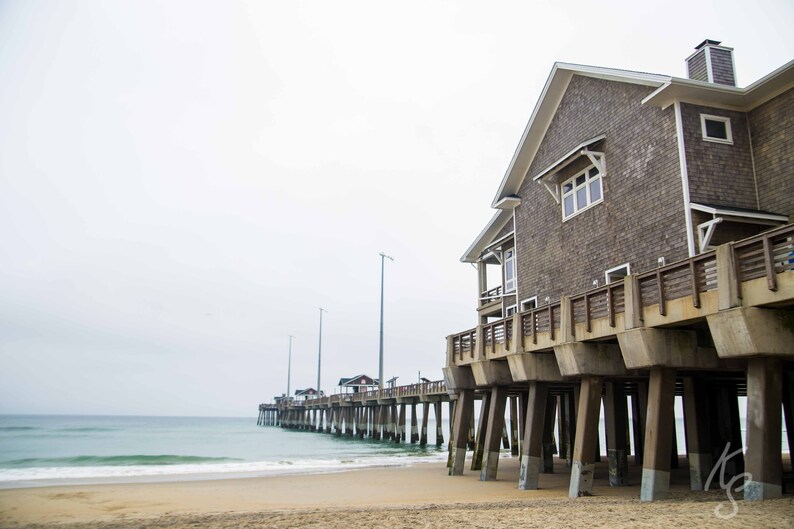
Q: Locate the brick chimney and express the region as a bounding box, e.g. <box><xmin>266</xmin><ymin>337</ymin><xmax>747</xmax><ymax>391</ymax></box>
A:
<box><xmin>685</xmin><ymin>39</ymin><xmax>736</xmax><ymax>86</ymax></box>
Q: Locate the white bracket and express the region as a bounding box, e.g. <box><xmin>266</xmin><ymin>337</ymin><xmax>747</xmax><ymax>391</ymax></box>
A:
<box><xmin>582</xmin><ymin>150</ymin><xmax>606</xmax><ymax>176</ymax></box>
<box><xmin>542</xmin><ymin>180</ymin><xmax>560</xmax><ymax>204</ymax></box>
<box><xmin>697</xmin><ymin>217</ymin><xmax>723</xmax><ymax>253</ymax></box>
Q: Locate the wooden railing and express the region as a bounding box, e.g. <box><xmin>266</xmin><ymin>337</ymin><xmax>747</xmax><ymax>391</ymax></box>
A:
<box><xmin>451</xmin><ymin>328</ymin><xmax>476</xmax><ymax>362</ymax></box>
<box><xmin>520</xmin><ymin>301</ymin><xmax>561</xmax><ymax>345</ymax></box>
<box><xmin>479</xmin><ymin>285</ymin><xmax>502</xmax><ymax>306</ymax></box>
<box><xmin>449</xmin><ymin>224</ymin><xmax>794</xmax><ymax>364</ymax></box>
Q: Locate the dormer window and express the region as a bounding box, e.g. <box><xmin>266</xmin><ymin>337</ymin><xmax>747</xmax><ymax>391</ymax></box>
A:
<box><xmin>700</xmin><ymin>114</ymin><xmax>733</xmax><ymax>144</ymax></box>
<box><xmin>562</xmin><ymin>165</ymin><xmax>603</xmax><ymax>220</ymax></box>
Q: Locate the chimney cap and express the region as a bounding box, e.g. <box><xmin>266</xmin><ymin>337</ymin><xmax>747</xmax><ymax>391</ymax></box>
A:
<box><xmin>695</xmin><ymin>39</ymin><xmax>722</xmax><ymax>50</ymax></box>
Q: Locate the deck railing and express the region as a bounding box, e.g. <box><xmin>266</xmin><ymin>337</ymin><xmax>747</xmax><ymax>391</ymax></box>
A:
<box><xmin>479</xmin><ymin>285</ymin><xmax>502</xmax><ymax>306</ymax></box>
<box><xmin>449</xmin><ymin>224</ymin><xmax>794</xmax><ymax>363</ymax></box>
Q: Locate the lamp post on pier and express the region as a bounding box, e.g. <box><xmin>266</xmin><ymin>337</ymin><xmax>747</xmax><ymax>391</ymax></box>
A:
<box><xmin>286</xmin><ymin>335</ymin><xmax>294</xmax><ymax>400</ymax></box>
<box><xmin>378</xmin><ymin>252</ymin><xmax>394</xmax><ymax>389</ymax></box>
<box><xmin>317</xmin><ymin>308</ymin><xmax>326</xmax><ymax>397</ymax></box>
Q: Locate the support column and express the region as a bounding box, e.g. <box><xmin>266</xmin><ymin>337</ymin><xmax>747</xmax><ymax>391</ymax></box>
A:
<box><xmin>640</xmin><ymin>368</ymin><xmax>676</xmax><ymax>502</ymax></box>
<box><xmin>420</xmin><ymin>402</ymin><xmax>429</xmax><ymax>447</ymax></box>
<box><xmin>542</xmin><ymin>396</ymin><xmax>556</xmax><ymax>473</ymax></box>
<box><xmin>481</xmin><ymin>385</ymin><xmax>508</xmax><ymax>481</ymax></box>
<box><xmin>510</xmin><ymin>396</ymin><xmax>519</xmax><ymax>456</ymax></box>
<box><xmin>434</xmin><ymin>401</ymin><xmax>444</xmax><ymax>446</ymax></box>
<box><xmin>744</xmin><ymin>357</ymin><xmax>783</xmax><ymax>500</ymax></box>
<box><xmin>569</xmin><ymin>376</ymin><xmax>602</xmax><ymax>498</ymax></box>
<box><xmin>471</xmin><ymin>392</ymin><xmax>491</xmax><ymax>471</ymax></box>
<box><xmin>410</xmin><ymin>403</ymin><xmax>419</xmax><ymax>443</ymax></box>
<box><xmin>631</xmin><ymin>382</ymin><xmax>648</xmax><ymax>465</ymax></box>
<box><xmin>373</xmin><ymin>406</ymin><xmax>382</xmax><ymax>440</ymax></box>
<box><xmin>784</xmin><ymin>371</ymin><xmax>794</xmax><ymax>473</ymax></box>
<box><xmin>449</xmin><ymin>390</ymin><xmax>474</xmax><ymax>476</ymax></box>
<box><xmin>604</xmin><ymin>381</ymin><xmax>629</xmax><ymax>486</ymax></box>
<box><xmin>518</xmin><ymin>381</ymin><xmax>548</xmax><ymax>490</ymax></box>
<box><xmin>683</xmin><ymin>377</ymin><xmax>712</xmax><ymax>490</ymax></box>
<box><xmin>395</xmin><ymin>404</ymin><xmax>406</xmax><ymax>443</ymax></box>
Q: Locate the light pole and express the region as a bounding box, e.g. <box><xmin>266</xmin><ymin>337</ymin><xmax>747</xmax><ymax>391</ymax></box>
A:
<box><xmin>317</xmin><ymin>308</ymin><xmax>326</xmax><ymax>396</ymax></box>
<box><xmin>287</xmin><ymin>335</ymin><xmax>294</xmax><ymax>399</ymax></box>
<box><xmin>378</xmin><ymin>252</ymin><xmax>394</xmax><ymax>389</ymax></box>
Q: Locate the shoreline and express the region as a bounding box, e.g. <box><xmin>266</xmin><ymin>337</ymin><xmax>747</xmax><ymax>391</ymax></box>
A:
<box><xmin>2</xmin><ymin>457</ymin><xmax>792</xmax><ymax>528</ymax></box>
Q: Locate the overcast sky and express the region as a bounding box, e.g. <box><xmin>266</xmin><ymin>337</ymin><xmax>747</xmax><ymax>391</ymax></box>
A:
<box><xmin>1</xmin><ymin>0</ymin><xmax>792</xmax><ymax>417</ymax></box>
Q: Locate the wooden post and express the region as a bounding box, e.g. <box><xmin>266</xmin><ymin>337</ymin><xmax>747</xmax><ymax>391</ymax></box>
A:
<box><xmin>420</xmin><ymin>402</ymin><xmax>429</xmax><ymax>446</ymax></box>
<box><xmin>569</xmin><ymin>376</ymin><xmax>602</xmax><ymax>497</ymax></box>
<box><xmin>604</xmin><ymin>381</ymin><xmax>629</xmax><ymax>486</ymax></box>
<box><xmin>510</xmin><ymin>396</ymin><xmax>519</xmax><ymax>456</ymax></box>
<box><xmin>410</xmin><ymin>403</ymin><xmax>419</xmax><ymax>443</ymax></box>
<box><xmin>471</xmin><ymin>392</ymin><xmax>491</xmax><ymax>471</ymax></box>
<box><xmin>449</xmin><ymin>390</ymin><xmax>474</xmax><ymax>476</ymax></box>
<box><xmin>518</xmin><ymin>381</ymin><xmax>548</xmax><ymax>490</ymax></box>
<box><xmin>640</xmin><ymin>368</ymin><xmax>676</xmax><ymax>501</ymax></box>
<box><xmin>434</xmin><ymin>401</ymin><xmax>444</xmax><ymax>446</ymax></box>
<box><xmin>481</xmin><ymin>385</ymin><xmax>508</xmax><ymax>481</ymax></box>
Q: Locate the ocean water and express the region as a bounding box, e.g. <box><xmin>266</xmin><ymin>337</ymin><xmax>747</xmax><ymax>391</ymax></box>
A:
<box><xmin>0</xmin><ymin>415</ymin><xmax>448</xmax><ymax>489</ymax></box>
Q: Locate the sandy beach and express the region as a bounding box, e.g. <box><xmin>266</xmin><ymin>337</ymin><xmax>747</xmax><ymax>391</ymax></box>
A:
<box><xmin>2</xmin><ymin>457</ymin><xmax>792</xmax><ymax>528</ymax></box>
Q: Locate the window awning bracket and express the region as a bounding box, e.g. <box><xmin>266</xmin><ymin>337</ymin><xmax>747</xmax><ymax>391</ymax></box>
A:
<box><xmin>582</xmin><ymin>150</ymin><xmax>606</xmax><ymax>176</ymax></box>
<box><xmin>542</xmin><ymin>180</ymin><xmax>560</xmax><ymax>204</ymax></box>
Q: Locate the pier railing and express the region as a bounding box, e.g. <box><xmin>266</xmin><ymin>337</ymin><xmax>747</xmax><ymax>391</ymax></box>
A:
<box><xmin>449</xmin><ymin>223</ymin><xmax>794</xmax><ymax>365</ymax></box>
<box><xmin>270</xmin><ymin>379</ymin><xmax>449</xmax><ymax>409</ymax></box>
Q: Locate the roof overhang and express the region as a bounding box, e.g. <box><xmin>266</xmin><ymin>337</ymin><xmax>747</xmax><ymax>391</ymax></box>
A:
<box><xmin>532</xmin><ymin>134</ymin><xmax>606</xmax><ymax>182</ymax></box>
<box><xmin>491</xmin><ymin>63</ymin><xmax>669</xmax><ymax>208</ymax></box>
<box><xmin>461</xmin><ymin>209</ymin><xmax>514</xmax><ymax>263</ymax></box>
<box><xmin>642</xmin><ymin>60</ymin><xmax>794</xmax><ymax>111</ymax></box>
<box><xmin>691</xmin><ymin>202</ymin><xmax>789</xmax><ymax>253</ymax></box>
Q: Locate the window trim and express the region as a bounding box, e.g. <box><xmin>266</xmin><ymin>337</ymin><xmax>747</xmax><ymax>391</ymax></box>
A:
<box><xmin>605</xmin><ymin>263</ymin><xmax>631</xmax><ymax>285</ymax></box>
<box><xmin>503</xmin><ymin>248</ymin><xmax>516</xmax><ymax>293</ymax></box>
<box><xmin>520</xmin><ymin>297</ymin><xmax>538</xmax><ymax>312</ymax></box>
<box><xmin>561</xmin><ymin>164</ymin><xmax>604</xmax><ymax>221</ymax></box>
<box><xmin>505</xmin><ymin>304</ymin><xmax>518</xmax><ymax>317</ymax></box>
<box><xmin>700</xmin><ymin>114</ymin><xmax>733</xmax><ymax>145</ymax></box>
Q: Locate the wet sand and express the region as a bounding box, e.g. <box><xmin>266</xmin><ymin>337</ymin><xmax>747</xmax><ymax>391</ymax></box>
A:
<box><xmin>1</xmin><ymin>457</ymin><xmax>792</xmax><ymax>528</ymax></box>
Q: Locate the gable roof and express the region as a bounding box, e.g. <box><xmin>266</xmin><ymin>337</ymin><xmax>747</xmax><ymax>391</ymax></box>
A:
<box><xmin>338</xmin><ymin>374</ymin><xmax>378</xmax><ymax>386</ymax></box>
<box><xmin>490</xmin><ymin>63</ymin><xmax>670</xmax><ymax>208</ymax></box>
<box><xmin>643</xmin><ymin>60</ymin><xmax>794</xmax><ymax>111</ymax></box>
<box><xmin>460</xmin><ymin>208</ymin><xmax>514</xmax><ymax>263</ymax></box>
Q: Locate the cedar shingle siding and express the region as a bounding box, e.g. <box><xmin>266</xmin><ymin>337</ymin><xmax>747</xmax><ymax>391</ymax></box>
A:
<box><xmin>749</xmin><ymin>90</ymin><xmax>794</xmax><ymax>217</ymax></box>
<box><xmin>514</xmin><ymin>75</ymin><xmax>685</xmax><ymax>303</ymax></box>
<box><xmin>682</xmin><ymin>103</ymin><xmax>757</xmax><ymax>209</ymax></box>
<box><xmin>710</xmin><ymin>48</ymin><xmax>736</xmax><ymax>86</ymax></box>
<box><xmin>687</xmin><ymin>50</ymin><xmax>709</xmax><ymax>82</ymax></box>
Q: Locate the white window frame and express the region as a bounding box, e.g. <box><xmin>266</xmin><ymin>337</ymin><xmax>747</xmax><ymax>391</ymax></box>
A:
<box><xmin>503</xmin><ymin>248</ymin><xmax>516</xmax><ymax>293</ymax></box>
<box><xmin>520</xmin><ymin>297</ymin><xmax>538</xmax><ymax>312</ymax></box>
<box><xmin>605</xmin><ymin>263</ymin><xmax>631</xmax><ymax>285</ymax></box>
<box><xmin>561</xmin><ymin>165</ymin><xmax>603</xmax><ymax>221</ymax></box>
<box><xmin>505</xmin><ymin>304</ymin><xmax>517</xmax><ymax>317</ymax></box>
<box><xmin>700</xmin><ymin>114</ymin><xmax>733</xmax><ymax>144</ymax></box>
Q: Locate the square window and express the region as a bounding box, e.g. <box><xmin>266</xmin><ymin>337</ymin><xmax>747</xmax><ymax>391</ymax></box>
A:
<box><xmin>700</xmin><ymin>114</ymin><xmax>733</xmax><ymax>144</ymax></box>
<box><xmin>561</xmin><ymin>164</ymin><xmax>603</xmax><ymax>220</ymax></box>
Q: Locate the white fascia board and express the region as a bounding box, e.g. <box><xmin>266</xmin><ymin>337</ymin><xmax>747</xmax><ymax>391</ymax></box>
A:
<box><xmin>460</xmin><ymin>209</ymin><xmax>513</xmax><ymax>263</ymax></box>
<box><xmin>690</xmin><ymin>203</ymin><xmax>789</xmax><ymax>223</ymax></box>
<box><xmin>642</xmin><ymin>60</ymin><xmax>794</xmax><ymax>111</ymax></box>
<box><xmin>490</xmin><ymin>63</ymin><xmax>668</xmax><ymax>208</ymax></box>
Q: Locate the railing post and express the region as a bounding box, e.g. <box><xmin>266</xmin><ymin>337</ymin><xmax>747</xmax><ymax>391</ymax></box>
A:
<box><xmin>511</xmin><ymin>312</ymin><xmax>523</xmax><ymax>353</ymax></box>
<box><xmin>475</xmin><ymin>325</ymin><xmax>485</xmax><ymax>361</ymax></box>
<box><xmin>716</xmin><ymin>243</ymin><xmax>741</xmax><ymax>310</ymax></box>
<box><xmin>559</xmin><ymin>295</ymin><xmax>574</xmax><ymax>342</ymax></box>
<box><xmin>762</xmin><ymin>235</ymin><xmax>778</xmax><ymax>292</ymax></box>
<box><xmin>446</xmin><ymin>335</ymin><xmax>455</xmax><ymax>366</ymax></box>
<box><xmin>624</xmin><ymin>274</ymin><xmax>643</xmax><ymax>330</ymax></box>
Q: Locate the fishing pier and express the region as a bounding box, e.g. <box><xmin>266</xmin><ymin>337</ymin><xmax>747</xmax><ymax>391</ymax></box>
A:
<box><xmin>258</xmin><ymin>380</ymin><xmax>451</xmax><ymax>446</ymax></box>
